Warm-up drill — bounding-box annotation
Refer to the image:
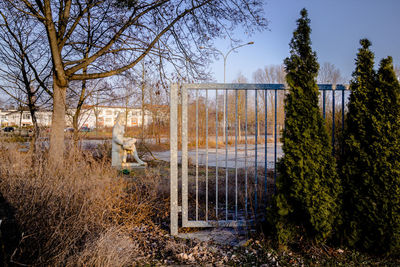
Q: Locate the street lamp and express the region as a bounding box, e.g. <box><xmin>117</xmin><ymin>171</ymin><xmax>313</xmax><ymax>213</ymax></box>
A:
<box><xmin>200</xmin><ymin>41</ymin><xmax>254</xmax><ymax>83</ymax></box>
<box><xmin>200</xmin><ymin>41</ymin><xmax>254</xmax><ymax>142</ymax></box>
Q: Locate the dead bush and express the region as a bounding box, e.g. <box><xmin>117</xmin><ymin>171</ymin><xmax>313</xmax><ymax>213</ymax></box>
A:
<box><xmin>0</xmin><ymin>144</ymin><xmax>162</xmax><ymax>265</ymax></box>
<box><xmin>67</xmin><ymin>226</ymin><xmax>138</xmax><ymax>267</ymax></box>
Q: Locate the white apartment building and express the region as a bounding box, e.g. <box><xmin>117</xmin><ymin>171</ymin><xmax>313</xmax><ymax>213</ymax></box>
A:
<box><xmin>0</xmin><ymin>106</ymin><xmax>152</xmax><ymax>129</ymax></box>
<box><xmin>67</xmin><ymin>105</ymin><xmax>152</xmax><ymax>128</ymax></box>
<box><xmin>0</xmin><ymin>110</ymin><xmax>52</xmax><ymax>127</ymax></box>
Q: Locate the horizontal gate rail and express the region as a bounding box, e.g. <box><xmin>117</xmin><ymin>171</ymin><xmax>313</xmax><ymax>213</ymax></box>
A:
<box><xmin>182</xmin><ymin>83</ymin><xmax>347</xmax><ymax>90</ymax></box>
<box><xmin>171</xmin><ymin>83</ymin><xmax>349</xmax><ymax>235</ymax></box>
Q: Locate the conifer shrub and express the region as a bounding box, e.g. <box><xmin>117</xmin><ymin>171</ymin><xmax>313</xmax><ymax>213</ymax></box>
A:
<box><xmin>269</xmin><ymin>8</ymin><xmax>341</xmax><ymax>246</ymax></box>
<box><xmin>341</xmin><ymin>39</ymin><xmax>400</xmax><ymax>253</ymax></box>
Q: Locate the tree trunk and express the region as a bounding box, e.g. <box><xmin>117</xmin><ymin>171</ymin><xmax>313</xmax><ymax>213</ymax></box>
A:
<box><xmin>257</xmin><ymin>110</ymin><xmax>260</xmax><ymax>139</ymax></box>
<box><xmin>141</xmin><ymin>71</ymin><xmax>145</xmax><ymax>142</ymax></box>
<box><xmin>238</xmin><ymin>115</ymin><xmax>241</xmax><ymax>142</ymax></box>
<box><xmin>19</xmin><ymin>108</ymin><xmax>22</xmax><ymax>136</ymax></box>
<box><xmin>28</xmin><ymin>107</ymin><xmax>40</xmax><ymax>153</ymax></box>
<box><xmin>26</xmin><ymin>84</ymin><xmax>39</xmax><ymax>153</ymax></box>
<box><xmin>95</xmin><ymin>109</ymin><xmax>99</xmax><ymax>137</ymax></box>
<box><xmin>73</xmin><ymin>74</ymin><xmax>88</xmax><ymax>143</ymax></box>
<box><xmin>49</xmin><ymin>82</ymin><xmax>67</xmax><ymax>164</ymax></box>
<box><xmin>157</xmin><ymin>120</ymin><xmax>161</xmax><ymax>144</ymax></box>
<box><xmin>72</xmin><ymin>109</ymin><xmax>80</xmax><ymax>142</ymax></box>
<box><xmin>152</xmin><ymin>113</ymin><xmax>156</xmax><ymax>143</ymax></box>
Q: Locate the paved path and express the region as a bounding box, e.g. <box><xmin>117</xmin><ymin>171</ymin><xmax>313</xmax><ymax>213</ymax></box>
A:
<box><xmin>21</xmin><ymin>138</ymin><xmax>283</xmax><ymax>169</ymax></box>
<box><xmin>153</xmin><ymin>143</ymin><xmax>283</xmax><ymax>169</ymax></box>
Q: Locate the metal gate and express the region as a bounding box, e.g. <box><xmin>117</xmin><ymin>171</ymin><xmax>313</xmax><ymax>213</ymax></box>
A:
<box><xmin>170</xmin><ymin>83</ymin><xmax>349</xmax><ymax>235</ymax></box>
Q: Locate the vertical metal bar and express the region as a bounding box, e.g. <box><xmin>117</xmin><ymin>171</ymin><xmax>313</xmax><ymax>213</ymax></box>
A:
<box><xmin>195</xmin><ymin>90</ymin><xmax>199</xmax><ymax>221</ymax></box>
<box><xmin>264</xmin><ymin>90</ymin><xmax>268</xmax><ymax>200</ymax></box>
<box><xmin>206</xmin><ymin>90</ymin><xmax>209</xmax><ymax>221</ymax></box>
<box><xmin>283</xmin><ymin>89</ymin><xmax>287</xmax><ymax>131</ymax></box>
<box><xmin>245</xmin><ymin>90</ymin><xmax>248</xmax><ymax>218</ymax></box>
<box><xmin>341</xmin><ymin>88</ymin><xmax>345</xmax><ymax>130</ymax></box>
<box><xmin>341</xmin><ymin>88</ymin><xmax>345</xmax><ymax>156</ymax></box>
<box><xmin>332</xmin><ymin>87</ymin><xmax>336</xmax><ymax>155</ymax></box>
<box><xmin>255</xmin><ymin>90</ymin><xmax>258</xmax><ymax>215</ymax></box>
<box><xmin>170</xmin><ymin>83</ymin><xmax>178</xmax><ymax>235</ymax></box>
<box><xmin>215</xmin><ymin>89</ymin><xmax>219</xmax><ymax>219</ymax></box>
<box><xmin>323</xmin><ymin>89</ymin><xmax>326</xmax><ymax>119</ymax></box>
<box><xmin>274</xmin><ymin>89</ymin><xmax>277</xmax><ymax>194</ymax></box>
<box><xmin>235</xmin><ymin>90</ymin><xmax>238</xmax><ymax>220</ymax></box>
<box><xmin>182</xmin><ymin>85</ymin><xmax>188</xmax><ymax>225</ymax></box>
<box><xmin>225</xmin><ymin>89</ymin><xmax>229</xmax><ymax>221</ymax></box>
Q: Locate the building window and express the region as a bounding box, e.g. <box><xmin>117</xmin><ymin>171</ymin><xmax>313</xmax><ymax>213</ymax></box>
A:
<box><xmin>106</xmin><ymin>110</ymin><xmax>112</xmax><ymax>115</ymax></box>
<box><xmin>23</xmin><ymin>114</ymin><xmax>31</xmax><ymax>120</ymax></box>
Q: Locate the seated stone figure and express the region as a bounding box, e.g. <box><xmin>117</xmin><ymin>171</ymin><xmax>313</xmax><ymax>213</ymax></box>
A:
<box><xmin>112</xmin><ymin>113</ymin><xmax>146</xmax><ymax>168</ymax></box>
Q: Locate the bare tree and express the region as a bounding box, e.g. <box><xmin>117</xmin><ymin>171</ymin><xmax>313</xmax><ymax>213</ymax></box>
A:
<box><xmin>0</xmin><ymin>10</ymin><xmax>52</xmax><ymax>146</ymax></box>
<box><xmin>317</xmin><ymin>62</ymin><xmax>345</xmax><ymax>116</ymax></box>
<box><xmin>252</xmin><ymin>65</ymin><xmax>286</xmax><ymax>138</ymax></box>
<box><xmin>230</xmin><ymin>72</ymin><xmax>247</xmax><ymax>140</ymax></box>
<box><xmin>66</xmin><ymin>78</ymin><xmax>113</xmax><ymax>139</ymax></box>
<box><xmin>124</xmin><ymin>63</ymin><xmax>170</xmax><ymax>144</ymax></box>
<box><xmin>253</xmin><ymin>64</ymin><xmax>286</xmax><ymax>84</ymax></box>
<box><xmin>318</xmin><ymin>62</ymin><xmax>344</xmax><ymax>85</ymax></box>
<box><xmin>147</xmin><ymin>82</ymin><xmax>169</xmax><ymax>144</ymax></box>
<box><xmin>1</xmin><ymin>0</ymin><xmax>267</xmax><ymax>163</ymax></box>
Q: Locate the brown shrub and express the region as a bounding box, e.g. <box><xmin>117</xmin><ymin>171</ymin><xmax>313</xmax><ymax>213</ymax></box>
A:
<box><xmin>0</xmin><ymin>144</ymin><xmax>162</xmax><ymax>265</ymax></box>
<box><xmin>67</xmin><ymin>226</ymin><xmax>138</xmax><ymax>267</ymax></box>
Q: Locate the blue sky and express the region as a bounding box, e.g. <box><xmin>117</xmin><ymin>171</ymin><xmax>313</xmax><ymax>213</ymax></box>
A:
<box><xmin>207</xmin><ymin>0</ymin><xmax>400</xmax><ymax>83</ymax></box>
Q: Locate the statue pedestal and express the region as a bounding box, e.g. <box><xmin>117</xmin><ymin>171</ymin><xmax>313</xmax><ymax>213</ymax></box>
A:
<box><xmin>121</xmin><ymin>162</ymin><xmax>147</xmax><ymax>169</ymax></box>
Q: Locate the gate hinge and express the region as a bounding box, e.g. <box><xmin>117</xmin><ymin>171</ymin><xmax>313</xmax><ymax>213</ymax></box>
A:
<box><xmin>178</xmin><ymin>206</ymin><xmax>182</xmax><ymax>213</ymax></box>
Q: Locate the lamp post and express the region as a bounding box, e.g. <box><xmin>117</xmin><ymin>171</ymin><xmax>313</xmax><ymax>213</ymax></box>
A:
<box><xmin>200</xmin><ymin>42</ymin><xmax>254</xmax><ymax>143</ymax></box>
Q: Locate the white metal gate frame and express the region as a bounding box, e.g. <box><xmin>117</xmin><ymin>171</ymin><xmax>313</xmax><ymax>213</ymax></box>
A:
<box><xmin>170</xmin><ymin>83</ymin><xmax>348</xmax><ymax>235</ymax></box>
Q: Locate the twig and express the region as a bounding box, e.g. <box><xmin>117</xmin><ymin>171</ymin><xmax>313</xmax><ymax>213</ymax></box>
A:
<box><xmin>10</xmin><ymin>233</ymin><xmax>31</xmax><ymax>267</ymax></box>
<box><xmin>140</xmin><ymin>142</ymin><xmax>158</xmax><ymax>161</ymax></box>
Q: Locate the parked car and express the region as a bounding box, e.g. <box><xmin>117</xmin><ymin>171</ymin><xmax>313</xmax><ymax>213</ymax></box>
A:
<box><xmin>3</xmin><ymin>127</ymin><xmax>14</xmax><ymax>132</ymax></box>
<box><xmin>79</xmin><ymin>126</ymin><xmax>92</xmax><ymax>132</ymax></box>
<box><xmin>64</xmin><ymin>127</ymin><xmax>74</xmax><ymax>132</ymax></box>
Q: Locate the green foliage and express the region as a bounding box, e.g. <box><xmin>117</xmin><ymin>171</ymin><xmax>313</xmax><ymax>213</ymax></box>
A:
<box><xmin>270</xmin><ymin>8</ymin><xmax>341</xmax><ymax>245</ymax></box>
<box><xmin>341</xmin><ymin>40</ymin><xmax>400</xmax><ymax>253</ymax></box>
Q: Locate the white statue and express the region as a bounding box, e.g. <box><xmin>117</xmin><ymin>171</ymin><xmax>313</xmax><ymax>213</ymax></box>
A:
<box><xmin>112</xmin><ymin>112</ymin><xmax>147</xmax><ymax>168</ymax></box>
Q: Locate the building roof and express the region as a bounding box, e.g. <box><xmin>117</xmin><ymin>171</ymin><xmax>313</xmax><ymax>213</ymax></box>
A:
<box><xmin>81</xmin><ymin>105</ymin><xmax>143</xmax><ymax>109</ymax></box>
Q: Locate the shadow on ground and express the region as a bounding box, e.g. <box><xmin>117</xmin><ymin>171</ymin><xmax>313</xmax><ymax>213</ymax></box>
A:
<box><xmin>0</xmin><ymin>193</ymin><xmax>21</xmax><ymax>266</ymax></box>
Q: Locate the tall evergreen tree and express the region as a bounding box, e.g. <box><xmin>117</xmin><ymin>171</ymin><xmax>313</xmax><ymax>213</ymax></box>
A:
<box><xmin>341</xmin><ymin>40</ymin><xmax>400</xmax><ymax>252</ymax></box>
<box><xmin>272</xmin><ymin>8</ymin><xmax>341</xmax><ymax>245</ymax></box>
<box><xmin>373</xmin><ymin>56</ymin><xmax>400</xmax><ymax>252</ymax></box>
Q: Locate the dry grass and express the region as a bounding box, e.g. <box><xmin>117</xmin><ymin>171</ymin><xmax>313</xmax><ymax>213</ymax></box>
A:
<box><xmin>0</xmin><ymin>143</ymin><xmax>165</xmax><ymax>265</ymax></box>
<box><xmin>67</xmin><ymin>226</ymin><xmax>139</xmax><ymax>267</ymax></box>
<box><xmin>184</xmin><ymin>164</ymin><xmax>275</xmax><ymax>222</ymax></box>
<box><xmin>188</xmin><ymin>136</ymin><xmax>280</xmax><ymax>149</ymax></box>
